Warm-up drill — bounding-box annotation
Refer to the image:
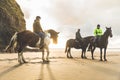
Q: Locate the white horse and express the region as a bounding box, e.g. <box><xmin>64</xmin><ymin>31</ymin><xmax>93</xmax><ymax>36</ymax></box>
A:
<box><xmin>5</xmin><ymin>29</ymin><xmax>59</xmax><ymax>64</ymax></box>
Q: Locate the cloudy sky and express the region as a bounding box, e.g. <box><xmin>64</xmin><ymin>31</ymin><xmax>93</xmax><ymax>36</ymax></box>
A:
<box><xmin>16</xmin><ymin>0</ymin><xmax>120</xmax><ymax>48</ymax></box>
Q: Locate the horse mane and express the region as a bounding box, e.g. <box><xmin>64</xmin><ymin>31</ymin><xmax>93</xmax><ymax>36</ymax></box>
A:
<box><xmin>47</xmin><ymin>29</ymin><xmax>58</xmax><ymax>36</ymax></box>
<box><xmin>46</xmin><ymin>29</ymin><xmax>59</xmax><ymax>44</ymax></box>
<box><xmin>101</xmin><ymin>27</ymin><xmax>112</xmax><ymax>39</ymax></box>
<box><xmin>103</xmin><ymin>29</ymin><xmax>108</xmax><ymax>36</ymax></box>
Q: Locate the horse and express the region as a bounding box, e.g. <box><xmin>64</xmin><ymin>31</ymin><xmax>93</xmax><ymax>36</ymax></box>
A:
<box><xmin>5</xmin><ymin>29</ymin><xmax>59</xmax><ymax>64</ymax></box>
<box><xmin>65</xmin><ymin>36</ymin><xmax>94</xmax><ymax>59</ymax></box>
<box><xmin>88</xmin><ymin>27</ymin><xmax>113</xmax><ymax>61</ymax></box>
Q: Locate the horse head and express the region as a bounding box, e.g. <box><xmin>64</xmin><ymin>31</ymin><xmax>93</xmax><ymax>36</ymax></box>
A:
<box><xmin>47</xmin><ymin>29</ymin><xmax>59</xmax><ymax>44</ymax></box>
<box><xmin>105</xmin><ymin>27</ymin><xmax>113</xmax><ymax>38</ymax></box>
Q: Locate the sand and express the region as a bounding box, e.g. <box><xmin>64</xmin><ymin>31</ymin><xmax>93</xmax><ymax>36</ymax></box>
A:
<box><xmin>0</xmin><ymin>48</ymin><xmax>120</xmax><ymax>80</ymax></box>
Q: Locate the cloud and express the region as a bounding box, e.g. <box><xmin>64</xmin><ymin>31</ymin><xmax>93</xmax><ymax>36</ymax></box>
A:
<box><xmin>44</xmin><ymin>0</ymin><xmax>120</xmax><ymax>29</ymax></box>
<box><xmin>16</xmin><ymin>0</ymin><xmax>120</xmax><ymax>48</ymax></box>
<box><xmin>46</xmin><ymin>0</ymin><xmax>89</xmax><ymax>25</ymax></box>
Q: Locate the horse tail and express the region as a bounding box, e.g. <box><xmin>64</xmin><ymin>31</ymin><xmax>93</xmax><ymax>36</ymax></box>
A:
<box><xmin>5</xmin><ymin>32</ymin><xmax>18</xmax><ymax>52</ymax></box>
<box><xmin>65</xmin><ymin>41</ymin><xmax>68</xmax><ymax>53</ymax></box>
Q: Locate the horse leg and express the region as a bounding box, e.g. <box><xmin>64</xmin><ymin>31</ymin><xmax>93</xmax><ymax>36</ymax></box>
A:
<box><xmin>67</xmin><ymin>48</ymin><xmax>70</xmax><ymax>58</ymax></box>
<box><xmin>100</xmin><ymin>48</ymin><xmax>103</xmax><ymax>61</ymax></box>
<box><xmin>67</xmin><ymin>52</ymin><xmax>69</xmax><ymax>58</ymax></box>
<box><xmin>81</xmin><ymin>50</ymin><xmax>84</xmax><ymax>58</ymax></box>
<box><xmin>46</xmin><ymin>47</ymin><xmax>50</xmax><ymax>62</ymax></box>
<box><xmin>84</xmin><ymin>50</ymin><xmax>87</xmax><ymax>59</ymax></box>
<box><xmin>66</xmin><ymin>48</ymin><xmax>69</xmax><ymax>58</ymax></box>
<box><xmin>18</xmin><ymin>46</ymin><xmax>27</xmax><ymax>63</ymax></box>
<box><xmin>104</xmin><ymin>48</ymin><xmax>107</xmax><ymax>61</ymax></box>
<box><xmin>18</xmin><ymin>52</ymin><xmax>25</xmax><ymax>64</ymax></box>
<box><xmin>42</xmin><ymin>49</ymin><xmax>45</xmax><ymax>62</ymax></box>
<box><xmin>21</xmin><ymin>51</ymin><xmax>27</xmax><ymax>63</ymax></box>
<box><xmin>81</xmin><ymin>50</ymin><xmax>87</xmax><ymax>59</ymax></box>
<box><xmin>18</xmin><ymin>52</ymin><xmax>21</xmax><ymax>63</ymax></box>
<box><xmin>18</xmin><ymin>47</ymin><xmax>24</xmax><ymax>64</ymax></box>
<box><xmin>69</xmin><ymin>48</ymin><xmax>73</xmax><ymax>58</ymax></box>
<box><xmin>91</xmin><ymin>46</ymin><xmax>95</xmax><ymax>60</ymax></box>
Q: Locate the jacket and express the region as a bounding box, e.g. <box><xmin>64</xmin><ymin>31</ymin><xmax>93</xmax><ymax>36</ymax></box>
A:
<box><xmin>94</xmin><ymin>28</ymin><xmax>102</xmax><ymax>36</ymax></box>
<box><xmin>33</xmin><ymin>20</ymin><xmax>43</xmax><ymax>33</ymax></box>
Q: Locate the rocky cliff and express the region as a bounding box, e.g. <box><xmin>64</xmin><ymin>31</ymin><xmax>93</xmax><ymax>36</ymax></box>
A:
<box><xmin>0</xmin><ymin>0</ymin><xmax>26</xmax><ymax>50</ymax></box>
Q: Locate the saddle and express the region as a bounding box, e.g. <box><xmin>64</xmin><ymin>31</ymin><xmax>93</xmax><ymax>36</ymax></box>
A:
<box><xmin>74</xmin><ymin>39</ymin><xmax>81</xmax><ymax>48</ymax></box>
<box><xmin>92</xmin><ymin>36</ymin><xmax>101</xmax><ymax>46</ymax></box>
<box><xmin>34</xmin><ymin>32</ymin><xmax>45</xmax><ymax>49</ymax></box>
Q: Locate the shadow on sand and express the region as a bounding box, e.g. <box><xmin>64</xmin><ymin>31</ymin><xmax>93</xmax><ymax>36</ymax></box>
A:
<box><xmin>20</xmin><ymin>61</ymin><xmax>56</xmax><ymax>80</ymax></box>
<box><xmin>0</xmin><ymin>64</ymin><xmax>23</xmax><ymax>77</ymax></box>
<box><xmin>38</xmin><ymin>62</ymin><xmax>56</xmax><ymax>80</ymax></box>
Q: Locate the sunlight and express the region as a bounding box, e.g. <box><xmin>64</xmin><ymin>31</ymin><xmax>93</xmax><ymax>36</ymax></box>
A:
<box><xmin>16</xmin><ymin>0</ymin><xmax>120</xmax><ymax>48</ymax></box>
<box><xmin>49</xmin><ymin>34</ymin><xmax>66</xmax><ymax>48</ymax></box>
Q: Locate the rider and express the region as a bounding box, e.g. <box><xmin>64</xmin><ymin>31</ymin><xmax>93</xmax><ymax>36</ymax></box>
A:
<box><xmin>75</xmin><ymin>29</ymin><xmax>83</xmax><ymax>47</ymax></box>
<box><xmin>94</xmin><ymin>24</ymin><xmax>103</xmax><ymax>43</ymax></box>
<box><xmin>33</xmin><ymin>16</ymin><xmax>45</xmax><ymax>49</ymax></box>
<box><xmin>87</xmin><ymin>24</ymin><xmax>103</xmax><ymax>51</ymax></box>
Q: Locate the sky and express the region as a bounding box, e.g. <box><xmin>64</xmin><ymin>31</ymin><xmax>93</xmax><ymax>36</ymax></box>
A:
<box><xmin>16</xmin><ymin>0</ymin><xmax>120</xmax><ymax>48</ymax></box>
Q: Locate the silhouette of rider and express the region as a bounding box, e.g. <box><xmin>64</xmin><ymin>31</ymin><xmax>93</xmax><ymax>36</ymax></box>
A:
<box><xmin>75</xmin><ymin>29</ymin><xmax>83</xmax><ymax>47</ymax></box>
<box><xmin>33</xmin><ymin>16</ymin><xmax>45</xmax><ymax>49</ymax></box>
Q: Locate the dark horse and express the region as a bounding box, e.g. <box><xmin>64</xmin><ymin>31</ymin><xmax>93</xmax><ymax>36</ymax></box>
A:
<box><xmin>65</xmin><ymin>36</ymin><xmax>94</xmax><ymax>58</ymax></box>
<box><xmin>89</xmin><ymin>27</ymin><xmax>113</xmax><ymax>61</ymax></box>
<box><xmin>5</xmin><ymin>29</ymin><xmax>59</xmax><ymax>64</ymax></box>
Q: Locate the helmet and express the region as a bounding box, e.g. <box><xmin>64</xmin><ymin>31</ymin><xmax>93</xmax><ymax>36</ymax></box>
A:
<box><xmin>78</xmin><ymin>29</ymin><xmax>80</xmax><ymax>31</ymax></box>
<box><xmin>97</xmin><ymin>24</ymin><xmax>100</xmax><ymax>27</ymax></box>
<box><xmin>36</xmin><ymin>16</ymin><xmax>41</xmax><ymax>19</ymax></box>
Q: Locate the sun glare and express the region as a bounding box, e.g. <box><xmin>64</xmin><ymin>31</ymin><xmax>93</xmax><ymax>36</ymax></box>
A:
<box><xmin>49</xmin><ymin>34</ymin><xmax>66</xmax><ymax>48</ymax></box>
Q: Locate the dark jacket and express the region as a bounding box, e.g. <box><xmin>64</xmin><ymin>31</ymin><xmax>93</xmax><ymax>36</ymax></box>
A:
<box><xmin>33</xmin><ymin>20</ymin><xmax>43</xmax><ymax>34</ymax></box>
<box><xmin>76</xmin><ymin>31</ymin><xmax>82</xmax><ymax>41</ymax></box>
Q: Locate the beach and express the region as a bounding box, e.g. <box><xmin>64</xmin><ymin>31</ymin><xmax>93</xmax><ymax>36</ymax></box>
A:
<box><xmin>0</xmin><ymin>48</ymin><xmax>120</xmax><ymax>80</ymax></box>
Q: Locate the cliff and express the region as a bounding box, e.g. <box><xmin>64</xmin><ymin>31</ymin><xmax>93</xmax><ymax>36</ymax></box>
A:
<box><xmin>0</xmin><ymin>0</ymin><xmax>26</xmax><ymax>50</ymax></box>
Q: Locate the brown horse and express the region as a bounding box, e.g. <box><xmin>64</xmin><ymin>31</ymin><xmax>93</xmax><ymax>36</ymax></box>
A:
<box><xmin>88</xmin><ymin>27</ymin><xmax>113</xmax><ymax>61</ymax></box>
<box><xmin>65</xmin><ymin>36</ymin><xmax>94</xmax><ymax>58</ymax></box>
<box><xmin>5</xmin><ymin>29</ymin><xmax>59</xmax><ymax>64</ymax></box>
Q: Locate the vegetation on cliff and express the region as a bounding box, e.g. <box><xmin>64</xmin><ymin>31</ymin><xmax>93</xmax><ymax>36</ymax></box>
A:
<box><xmin>0</xmin><ymin>0</ymin><xmax>26</xmax><ymax>50</ymax></box>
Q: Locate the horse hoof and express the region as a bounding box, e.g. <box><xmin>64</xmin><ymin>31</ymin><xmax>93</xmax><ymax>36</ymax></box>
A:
<box><xmin>84</xmin><ymin>57</ymin><xmax>87</xmax><ymax>59</ymax></box>
<box><xmin>24</xmin><ymin>61</ymin><xmax>28</xmax><ymax>63</ymax></box>
<box><xmin>81</xmin><ymin>56</ymin><xmax>84</xmax><ymax>59</ymax></box>
<box><xmin>19</xmin><ymin>61</ymin><xmax>23</xmax><ymax>64</ymax></box>
<box><xmin>42</xmin><ymin>60</ymin><xmax>49</xmax><ymax>64</ymax></box>
<box><xmin>46</xmin><ymin>60</ymin><xmax>50</xmax><ymax>62</ymax></box>
<box><xmin>18</xmin><ymin>60</ymin><xmax>23</xmax><ymax>64</ymax></box>
<box><xmin>104</xmin><ymin>59</ymin><xmax>107</xmax><ymax>61</ymax></box>
<box><xmin>99</xmin><ymin>59</ymin><xmax>103</xmax><ymax>61</ymax></box>
<box><xmin>42</xmin><ymin>59</ymin><xmax>46</xmax><ymax>62</ymax></box>
<box><xmin>92</xmin><ymin>58</ymin><xmax>94</xmax><ymax>60</ymax></box>
<box><xmin>70</xmin><ymin>57</ymin><xmax>73</xmax><ymax>58</ymax></box>
<box><xmin>67</xmin><ymin>56</ymin><xmax>69</xmax><ymax>58</ymax></box>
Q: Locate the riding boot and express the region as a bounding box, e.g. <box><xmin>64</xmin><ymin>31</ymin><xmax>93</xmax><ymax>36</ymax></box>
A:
<box><xmin>95</xmin><ymin>37</ymin><xmax>99</xmax><ymax>46</ymax></box>
<box><xmin>78</xmin><ymin>41</ymin><xmax>82</xmax><ymax>48</ymax></box>
<box><xmin>93</xmin><ymin>36</ymin><xmax>98</xmax><ymax>46</ymax></box>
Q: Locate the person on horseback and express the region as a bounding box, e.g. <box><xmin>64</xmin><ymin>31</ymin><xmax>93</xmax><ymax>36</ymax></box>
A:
<box><xmin>87</xmin><ymin>24</ymin><xmax>103</xmax><ymax>51</ymax></box>
<box><xmin>93</xmin><ymin>24</ymin><xmax>103</xmax><ymax>43</ymax></box>
<box><xmin>75</xmin><ymin>29</ymin><xmax>83</xmax><ymax>47</ymax></box>
<box><xmin>33</xmin><ymin>16</ymin><xmax>45</xmax><ymax>49</ymax></box>
<box><xmin>76</xmin><ymin>29</ymin><xmax>82</xmax><ymax>41</ymax></box>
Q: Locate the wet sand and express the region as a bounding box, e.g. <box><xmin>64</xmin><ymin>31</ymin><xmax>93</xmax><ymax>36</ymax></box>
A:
<box><xmin>0</xmin><ymin>48</ymin><xmax>120</xmax><ymax>80</ymax></box>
